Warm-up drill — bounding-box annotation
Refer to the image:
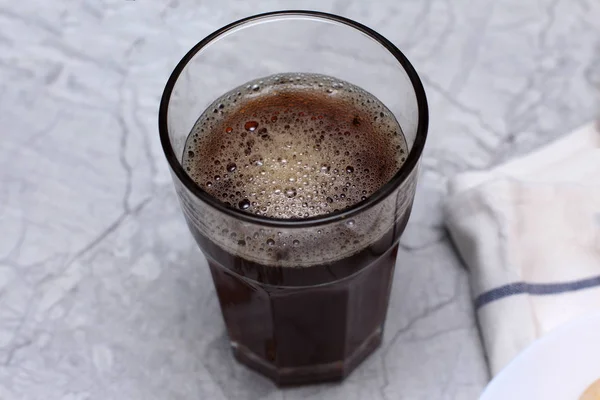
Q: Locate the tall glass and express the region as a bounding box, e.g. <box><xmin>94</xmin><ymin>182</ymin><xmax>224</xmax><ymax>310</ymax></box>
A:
<box><xmin>159</xmin><ymin>11</ymin><xmax>428</xmax><ymax>385</ymax></box>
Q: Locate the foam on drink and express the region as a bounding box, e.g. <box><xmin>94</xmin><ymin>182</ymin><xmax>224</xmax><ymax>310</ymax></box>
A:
<box><xmin>183</xmin><ymin>73</ymin><xmax>408</xmax><ymax>219</ymax></box>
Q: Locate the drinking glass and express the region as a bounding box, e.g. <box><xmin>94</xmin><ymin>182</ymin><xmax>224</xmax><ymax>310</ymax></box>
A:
<box><xmin>159</xmin><ymin>10</ymin><xmax>428</xmax><ymax>385</ymax></box>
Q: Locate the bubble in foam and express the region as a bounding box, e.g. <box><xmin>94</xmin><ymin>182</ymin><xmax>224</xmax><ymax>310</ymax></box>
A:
<box><xmin>238</xmin><ymin>199</ymin><xmax>251</xmax><ymax>210</ymax></box>
<box><xmin>245</xmin><ymin>121</ymin><xmax>258</xmax><ymax>132</ymax></box>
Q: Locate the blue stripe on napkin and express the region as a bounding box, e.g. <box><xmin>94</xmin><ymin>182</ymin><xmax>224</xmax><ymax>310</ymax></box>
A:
<box><xmin>475</xmin><ymin>275</ymin><xmax>600</xmax><ymax>310</ymax></box>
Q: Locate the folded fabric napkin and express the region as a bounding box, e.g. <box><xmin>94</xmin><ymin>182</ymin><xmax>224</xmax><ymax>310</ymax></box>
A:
<box><xmin>445</xmin><ymin>122</ymin><xmax>600</xmax><ymax>376</ymax></box>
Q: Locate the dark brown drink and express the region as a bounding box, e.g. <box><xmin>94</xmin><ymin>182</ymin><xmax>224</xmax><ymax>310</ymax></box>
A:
<box><xmin>180</xmin><ymin>73</ymin><xmax>413</xmax><ymax>384</ymax></box>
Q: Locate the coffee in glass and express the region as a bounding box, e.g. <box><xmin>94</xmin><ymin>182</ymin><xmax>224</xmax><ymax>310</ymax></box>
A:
<box><xmin>159</xmin><ymin>11</ymin><xmax>428</xmax><ymax>385</ymax></box>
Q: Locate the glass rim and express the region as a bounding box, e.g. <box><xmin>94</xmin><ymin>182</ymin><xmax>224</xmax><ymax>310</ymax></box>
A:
<box><xmin>158</xmin><ymin>10</ymin><xmax>429</xmax><ymax>229</ymax></box>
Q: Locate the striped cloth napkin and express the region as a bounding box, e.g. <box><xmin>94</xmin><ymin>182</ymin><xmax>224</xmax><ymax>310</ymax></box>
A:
<box><xmin>444</xmin><ymin>122</ymin><xmax>600</xmax><ymax>376</ymax></box>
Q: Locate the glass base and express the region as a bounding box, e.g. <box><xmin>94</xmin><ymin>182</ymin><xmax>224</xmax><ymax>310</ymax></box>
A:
<box><xmin>231</xmin><ymin>326</ymin><xmax>383</xmax><ymax>386</ymax></box>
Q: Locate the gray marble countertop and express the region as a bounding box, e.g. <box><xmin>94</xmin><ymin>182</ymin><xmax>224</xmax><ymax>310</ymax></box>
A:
<box><xmin>2</xmin><ymin>1</ymin><xmax>599</xmax><ymax>399</ymax></box>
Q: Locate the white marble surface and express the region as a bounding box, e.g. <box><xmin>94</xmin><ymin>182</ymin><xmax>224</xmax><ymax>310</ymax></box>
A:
<box><xmin>1</xmin><ymin>1</ymin><xmax>599</xmax><ymax>399</ymax></box>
